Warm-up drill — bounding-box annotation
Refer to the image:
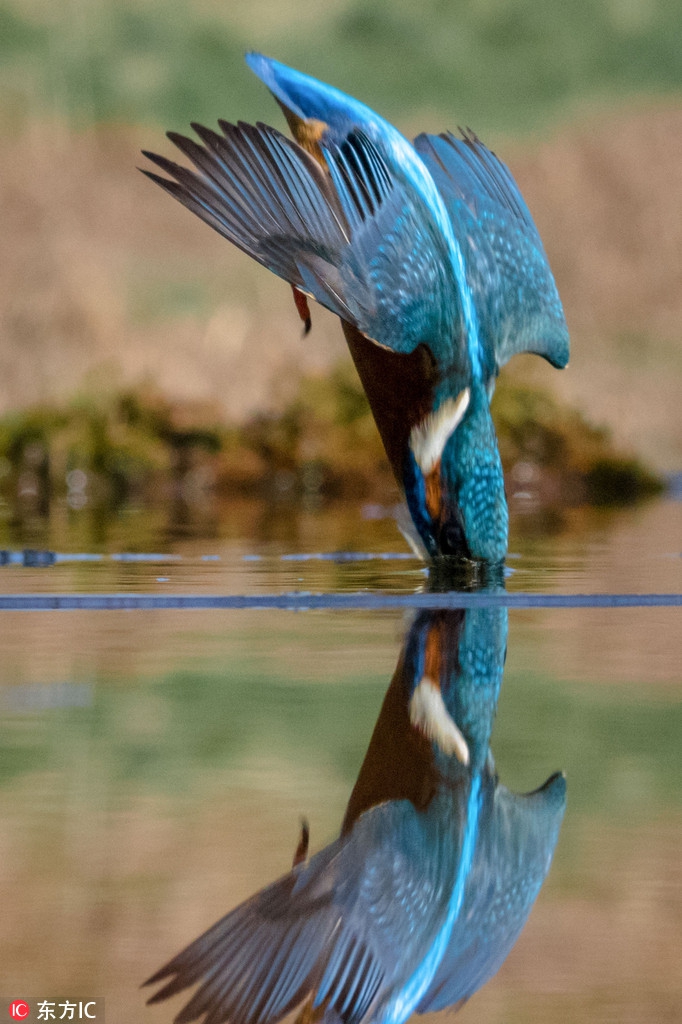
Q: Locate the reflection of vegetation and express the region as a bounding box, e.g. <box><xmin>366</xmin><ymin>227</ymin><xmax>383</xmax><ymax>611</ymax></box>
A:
<box><xmin>0</xmin><ymin>372</ymin><xmax>662</xmax><ymax>512</ymax></box>
<box><xmin>0</xmin><ymin>668</ymin><xmax>384</xmax><ymax>799</ymax></box>
<box><xmin>2</xmin><ymin>659</ymin><xmax>679</xmax><ymax>823</ymax></box>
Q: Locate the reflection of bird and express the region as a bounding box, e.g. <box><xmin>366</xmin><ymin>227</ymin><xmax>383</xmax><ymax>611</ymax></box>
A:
<box><xmin>143</xmin><ymin>55</ymin><xmax>569</xmax><ymax>563</ymax></box>
<box><xmin>147</xmin><ymin>783</ymin><xmax>477</xmax><ymax>1024</ymax></box>
<box><xmin>145</xmin><ymin>608</ymin><xmax>566</xmax><ymax>1023</ymax></box>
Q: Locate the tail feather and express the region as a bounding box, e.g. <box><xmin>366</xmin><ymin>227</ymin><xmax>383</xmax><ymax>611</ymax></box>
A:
<box><xmin>245</xmin><ymin>52</ymin><xmax>376</xmax><ymax>141</ymax></box>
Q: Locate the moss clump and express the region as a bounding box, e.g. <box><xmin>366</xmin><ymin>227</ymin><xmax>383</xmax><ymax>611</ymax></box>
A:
<box><xmin>0</xmin><ymin>388</ymin><xmax>223</xmax><ymax>509</ymax></box>
<box><xmin>491</xmin><ymin>377</ymin><xmax>663</xmax><ymax>505</ymax></box>
<box><xmin>241</xmin><ymin>368</ymin><xmax>662</xmax><ymax>506</ymax></box>
<box><xmin>583</xmin><ymin>456</ymin><xmax>663</xmax><ymax>506</ymax></box>
<box><xmin>223</xmin><ymin>363</ymin><xmax>393</xmax><ymax>501</ymax></box>
<box><xmin>0</xmin><ymin>371</ymin><xmax>663</xmax><ymax>511</ymax></box>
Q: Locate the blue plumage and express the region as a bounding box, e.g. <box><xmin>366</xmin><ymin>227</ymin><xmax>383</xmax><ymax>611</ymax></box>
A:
<box><xmin>145</xmin><ymin>607</ymin><xmax>565</xmax><ymax>1024</ymax></box>
<box><xmin>143</xmin><ymin>55</ymin><xmax>569</xmax><ymax>562</ymax></box>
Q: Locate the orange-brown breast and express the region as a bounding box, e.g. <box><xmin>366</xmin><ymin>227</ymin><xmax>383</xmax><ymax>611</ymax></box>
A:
<box><xmin>424</xmin><ymin>464</ymin><xmax>443</xmax><ymax>521</ymax></box>
<box><xmin>423</xmin><ymin>620</ymin><xmax>443</xmax><ymax>688</ymax></box>
<box><xmin>341</xmin><ymin>321</ymin><xmax>438</xmax><ymax>484</ymax></box>
<box><xmin>341</xmin><ymin>654</ymin><xmax>440</xmax><ymax>834</ymax></box>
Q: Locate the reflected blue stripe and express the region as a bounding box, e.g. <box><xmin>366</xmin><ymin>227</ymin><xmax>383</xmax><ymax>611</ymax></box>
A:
<box><xmin>0</xmin><ymin>592</ymin><xmax>678</xmax><ymax>611</ymax></box>
<box><xmin>2</xmin><ymin>550</ymin><xmax>192</xmax><ymax>565</ymax></box>
<box><xmin>109</xmin><ymin>553</ymin><xmax>182</xmax><ymax>562</ymax></box>
<box><xmin>3</xmin><ymin>549</ymin><xmax>421</xmax><ymax>565</ymax></box>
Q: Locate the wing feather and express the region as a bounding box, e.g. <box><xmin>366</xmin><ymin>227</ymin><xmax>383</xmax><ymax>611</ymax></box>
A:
<box><xmin>145</xmin><ymin>796</ymin><xmax>467</xmax><ymax>1024</ymax></box>
<box><xmin>414</xmin><ymin>130</ymin><xmax>569</xmax><ymax>371</ymax></box>
<box><xmin>143</xmin><ymin>121</ymin><xmax>465</xmax><ymax>365</ymax></box>
<box><xmin>417</xmin><ymin>773</ymin><xmax>566</xmax><ymax>1013</ymax></box>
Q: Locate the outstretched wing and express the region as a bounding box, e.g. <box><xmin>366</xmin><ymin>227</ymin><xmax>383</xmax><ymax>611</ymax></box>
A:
<box><xmin>417</xmin><ymin>771</ymin><xmax>566</xmax><ymax>1013</ymax></box>
<box><xmin>414</xmin><ymin>130</ymin><xmax>569</xmax><ymax>372</ymax></box>
<box><xmin>146</xmin><ymin>797</ymin><xmax>463</xmax><ymax>1024</ymax></box>
<box><xmin>146</xmin><ymin>866</ymin><xmax>341</xmax><ymax>1024</ymax></box>
<box><xmin>143</xmin><ymin>122</ymin><xmax>465</xmax><ymax>366</ymax></box>
<box><xmin>142</xmin><ymin>121</ymin><xmax>354</xmax><ymax>323</ymax></box>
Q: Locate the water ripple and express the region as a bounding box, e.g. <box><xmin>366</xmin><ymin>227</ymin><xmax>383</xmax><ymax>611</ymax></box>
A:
<box><xmin>0</xmin><ymin>592</ymin><xmax>679</xmax><ymax>611</ymax></box>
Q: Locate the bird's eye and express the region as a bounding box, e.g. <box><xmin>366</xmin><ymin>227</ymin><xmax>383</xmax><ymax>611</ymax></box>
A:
<box><xmin>439</xmin><ymin>518</ymin><xmax>466</xmax><ymax>556</ymax></box>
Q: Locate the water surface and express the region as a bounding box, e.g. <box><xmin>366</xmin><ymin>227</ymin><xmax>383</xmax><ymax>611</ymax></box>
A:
<box><xmin>1</xmin><ymin>493</ymin><xmax>680</xmax><ymax>1024</ymax></box>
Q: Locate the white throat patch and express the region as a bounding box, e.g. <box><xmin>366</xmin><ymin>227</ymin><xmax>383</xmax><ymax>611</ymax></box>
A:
<box><xmin>408</xmin><ymin>676</ymin><xmax>470</xmax><ymax>764</ymax></box>
<box><xmin>409</xmin><ymin>389</ymin><xmax>470</xmax><ymax>475</ymax></box>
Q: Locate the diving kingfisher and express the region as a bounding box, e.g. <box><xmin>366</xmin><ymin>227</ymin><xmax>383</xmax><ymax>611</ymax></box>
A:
<box><xmin>143</xmin><ymin>55</ymin><xmax>569</xmax><ymax>562</ymax></box>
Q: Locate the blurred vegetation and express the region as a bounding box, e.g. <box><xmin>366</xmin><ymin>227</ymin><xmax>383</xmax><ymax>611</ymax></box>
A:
<box><xmin>1</xmin><ymin>0</ymin><xmax>682</xmax><ymax>135</ymax></box>
<box><xmin>0</xmin><ymin>388</ymin><xmax>213</xmax><ymax>506</ymax></box>
<box><xmin>491</xmin><ymin>379</ymin><xmax>663</xmax><ymax>505</ymax></box>
<box><xmin>0</xmin><ymin>369</ymin><xmax>662</xmax><ymax>514</ymax></box>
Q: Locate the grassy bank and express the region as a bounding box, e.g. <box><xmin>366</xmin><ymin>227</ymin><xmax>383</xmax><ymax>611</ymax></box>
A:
<box><xmin>0</xmin><ymin>370</ymin><xmax>662</xmax><ymax>517</ymax></box>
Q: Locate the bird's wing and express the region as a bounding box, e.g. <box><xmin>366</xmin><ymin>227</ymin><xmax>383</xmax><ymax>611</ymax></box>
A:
<box><xmin>142</xmin><ymin>122</ymin><xmax>354</xmax><ymax>323</ymax></box>
<box><xmin>416</xmin><ymin>771</ymin><xmax>566</xmax><ymax>1013</ymax></box>
<box><xmin>413</xmin><ymin>131</ymin><xmax>569</xmax><ymax>372</ymax></box>
<box><xmin>143</xmin><ymin>122</ymin><xmax>464</xmax><ymax>365</ymax></box>
<box><xmin>320</xmin><ymin>130</ymin><xmax>464</xmax><ymax>362</ymax></box>
<box><xmin>145</xmin><ymin>797</ymin><xmax>464</xmax><ymax>1024</ymax></box>
<box><xmin>145</xmin><ymin>863</ymin><xmax>340</xmax><ymax>1024</ymax></box>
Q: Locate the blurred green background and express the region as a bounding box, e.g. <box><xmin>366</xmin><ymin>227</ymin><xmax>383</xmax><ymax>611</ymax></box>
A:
<box><xmin>2</xmin><ymin>0</ymin><xmax>682</xmax><ymax>133</ymax></box>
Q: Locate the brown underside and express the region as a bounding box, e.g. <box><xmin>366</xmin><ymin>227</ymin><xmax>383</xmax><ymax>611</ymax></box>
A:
<box><xmin>341</xmin><ymin>611</ymin><xmax>465</xmax><ymax>834</ymax></box>
<box><xmin>281</xmin><ymin>111</ymin><xmax>440</xmax><ymax>489</ymax></box>
<box><xmin>341</xmin><ymin>321</ymin><xmax>438</xmax><ymax>484</ymax></box>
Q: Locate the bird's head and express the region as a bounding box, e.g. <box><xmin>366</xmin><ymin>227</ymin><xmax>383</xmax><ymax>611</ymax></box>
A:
<box><xmin>404</xmin><ymin>384</ymin><xmax>508</xmax><ymax>565</ymax></box>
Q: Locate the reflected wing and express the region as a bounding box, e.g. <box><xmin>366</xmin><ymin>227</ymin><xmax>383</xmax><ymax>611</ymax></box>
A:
<box><xmin>146</xmin><ymin>865</ymin><xmax>340</xmax><ymax>1024</ymax></box>
<box><xmin>146</xmin><ymin>797</ymin><xmax>462</xmax><ymax>1024</ymax></box>
<box><xmin>417</xmin><ymin>771</ymin><xmax>566</xmax><ymax>1013</ymax></box>
<box><xmin>143</xmin><ymin>122</ymin><xmax>464</xmax><ymax>365</ymax></box>
<box><xmin>414</xmin><ymin>131</ymin><xmax>569</xmax><ymax>371</ymax></box>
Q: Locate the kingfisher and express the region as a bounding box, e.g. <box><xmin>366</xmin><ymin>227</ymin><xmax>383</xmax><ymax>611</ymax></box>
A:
<box><xmin>145</xmin><ymin>606</ymin><xmax>566</xmax><ymax>1024</ymax></box>
<box><xmin>143</xmin><ymin>55</ymin><xmax>569</xmax><ymax>562</ymax></box>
